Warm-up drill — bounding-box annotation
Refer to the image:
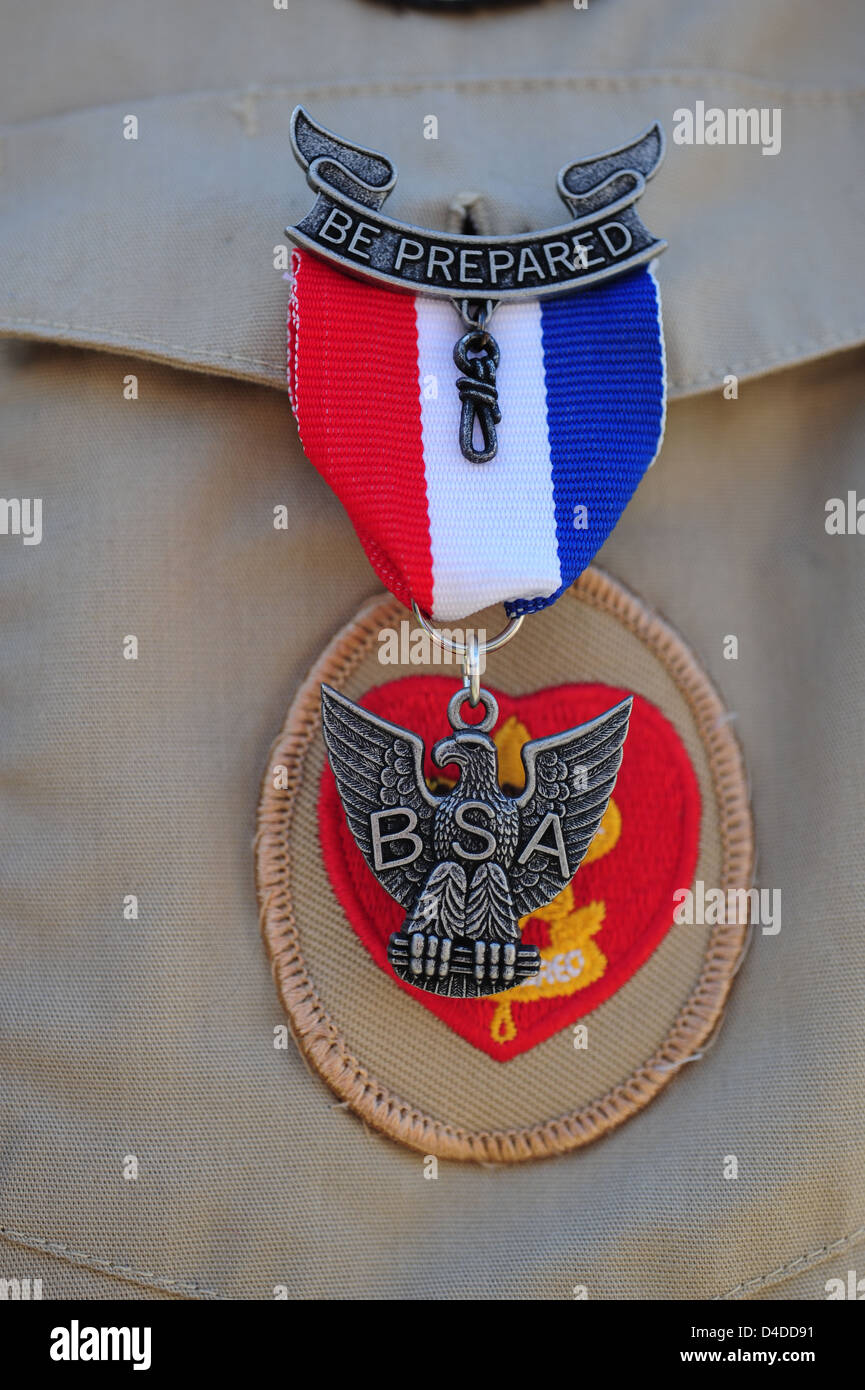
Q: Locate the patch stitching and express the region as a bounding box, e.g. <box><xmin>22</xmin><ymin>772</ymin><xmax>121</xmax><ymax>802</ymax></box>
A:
<box><xmin>256</xmin><ymin>566</ymin><xmax>754</xmax><ymax>1162</ymax></box>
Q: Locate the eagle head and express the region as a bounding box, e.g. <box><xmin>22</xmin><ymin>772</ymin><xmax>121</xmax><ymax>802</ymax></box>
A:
<box><xmin>431</xmin><ymin>731</ymin><xmax>500</xmax><ymax>793</ymax></box>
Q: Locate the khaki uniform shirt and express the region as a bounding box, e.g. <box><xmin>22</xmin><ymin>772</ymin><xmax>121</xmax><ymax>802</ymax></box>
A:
<box><xmin>1</xmin><ymin>0</ymin><xmax>864</xmax><ymax>1299</ymax></box>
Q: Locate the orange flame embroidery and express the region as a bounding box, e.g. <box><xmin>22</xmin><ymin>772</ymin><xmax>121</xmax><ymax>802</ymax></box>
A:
<box><xmin>488</xmin><ymin>716</ymin><xmax>622</xmax><ymax>1044</ymax></box>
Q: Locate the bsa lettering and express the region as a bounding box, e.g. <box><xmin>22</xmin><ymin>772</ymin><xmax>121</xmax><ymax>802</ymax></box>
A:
<box><xmin>452</xmin><ymin>801</ymin><xmax>498</xmax><ymax>861</ymax></box>
<box><xmin>372</xmin><ymin>801</ymin><xmax>520</xmax><ymax>865</ymax></box>
<box><xmin>517</xmin><ymin>810</ymin><xmax>570</xmax><ymax>880</ymax></box>
<box><xmin>370</xmin><ymin>807</ymin><xmax>423</xmax><ymax>870</ymax></box>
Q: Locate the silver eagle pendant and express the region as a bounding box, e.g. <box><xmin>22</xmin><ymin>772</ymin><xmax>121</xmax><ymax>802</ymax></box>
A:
<box><xmin>321</xmin><ymin>683</ymin><xmax>632</xmax><ymax>998</ymax></box>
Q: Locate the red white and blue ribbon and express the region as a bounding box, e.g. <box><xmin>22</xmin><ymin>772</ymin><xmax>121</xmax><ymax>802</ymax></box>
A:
<box><xmin>288</xmin><ymin>248</ymin><xmax>665</xmax><ymax>622</ymax></box>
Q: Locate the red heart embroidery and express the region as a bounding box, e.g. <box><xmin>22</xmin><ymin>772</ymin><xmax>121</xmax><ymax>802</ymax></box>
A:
<box><xmin>319</xmin><ymin>676</ymin><xmax>701</xmax><ymax>1060</ymax></box>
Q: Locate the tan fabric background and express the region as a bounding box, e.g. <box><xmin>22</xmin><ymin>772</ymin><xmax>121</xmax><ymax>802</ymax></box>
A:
<box><xmin>1</xmin><ymin>0</ymin><xmax>864</xmax><ymax>1299</ymax></box>
<box><xmin>2</xmin><ymin>342</ymin><xmax>863</xmax><ymax>1299</ymax></box>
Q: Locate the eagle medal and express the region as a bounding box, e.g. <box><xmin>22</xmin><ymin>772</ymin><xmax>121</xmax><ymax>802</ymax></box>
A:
<box><xmin>320</xmin><ymin>682</ymin><xmax>631</xmax><ymax>998</ymax></box>
<box><xmin>285</xmin><ymin>108</ymin><xmax>667</xmax><ymax>1001</ymax></box>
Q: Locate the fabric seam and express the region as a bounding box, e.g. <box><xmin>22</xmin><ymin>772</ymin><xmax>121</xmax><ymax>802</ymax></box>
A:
<box><xmin>4</xmin><ymin>69</ymin><xmax>865</xmax><ymax>132</ymax></box>
<box><xmin>0</xmin><ymin>1223</ymin><xmax>222</xmax><ymax>1300</ymax></box>
<box><xmin>717</xmin><ymin>1222</ymin><xmax>865</xmax><ymax>1301</ymax></box>
<box><xmin>3</xmin><ymin>316</ymin><xmax>864</xmax><ymax>400</ymax></box>
<box><xmin>4</xmin><ymin>1215</ymin><xmax>862</xmax><ymax>1302</ymax></box>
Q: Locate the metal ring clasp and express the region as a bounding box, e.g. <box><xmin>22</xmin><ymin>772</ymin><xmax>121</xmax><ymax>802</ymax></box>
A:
<box><xmin>447</xmin><ymin>685</ymin><xmax>499</xmax><ymax>733</ymax></box>
<box><xmin>457</xmin><ymin>298</ymin><xmax>497</xmax><ymax>332</ymax></box>
<box><xmin>410</xmin><ymin>601</ymin><xmax>524</xmax><ymax>707</ymax></box>
<box><xmin>463</xmin><ymin>630</ymin><xmax>482</xmax><ymax>706</ymax></box>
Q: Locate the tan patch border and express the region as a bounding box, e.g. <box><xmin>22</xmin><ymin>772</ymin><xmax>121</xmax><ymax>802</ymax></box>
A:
<box><xmin>255</xmin><ymin>567</ymin><xmax>754</xmax><ymax>1163</ymax></box>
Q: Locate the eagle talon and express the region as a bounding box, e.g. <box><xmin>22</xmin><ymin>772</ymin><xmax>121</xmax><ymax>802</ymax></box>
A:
<box><xmin>438</xmin><ymin>936</ymin><xmax>452</xmax><ymax>979</ymax></box>
<box><xmin>387</xmin><ymin>932</ymin><xmax>542</xmax><ymax>995</ymax></box>
<box><xmin>474</xmin><ymin>940</ymin><xmax>486</xmax><ymax>983</ymax></box>
<box><xmin>409</xmin><ymin>931</ymin><xmax>425</xmax><ymax>976</ymax></box>
<box><xmin>502</xmin><ymin>941</ymin><xmax>517</xmax><ymax>984</ymax></box>
<box><xmin>424</xmin><ymin>934</ymin><xmax>440</xmax><ymax>978</ymax></box>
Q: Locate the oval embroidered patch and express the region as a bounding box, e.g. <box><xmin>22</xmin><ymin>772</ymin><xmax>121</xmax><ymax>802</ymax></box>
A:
<box><xmin>319</xmin><ymin>678</ymin><xmax>701</xmax><ymax>1061</ymax></box>
<box><xmin>256</xmin><ymin>568</ymin><xmax>753</xmax><ymax>1162</ymax></box>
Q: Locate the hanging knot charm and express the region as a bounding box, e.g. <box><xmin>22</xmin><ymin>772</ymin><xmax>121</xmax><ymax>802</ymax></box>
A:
<box><xmin>453</xmin><ymin>328</ymin><xmax>501</xmax><ymax>465</ymax></box>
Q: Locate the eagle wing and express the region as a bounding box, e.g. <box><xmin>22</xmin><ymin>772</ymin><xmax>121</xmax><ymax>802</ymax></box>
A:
<box><xmin>320</xmin><ymin>684</ymin><xmax>440</xmax><ymax>908</ymax></box>
<box><xmin>510</xmin><ymin>696</ymin><xmax>633</xmax><ymax>918</ymax></box>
